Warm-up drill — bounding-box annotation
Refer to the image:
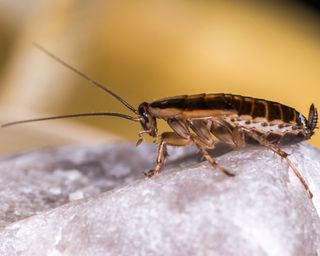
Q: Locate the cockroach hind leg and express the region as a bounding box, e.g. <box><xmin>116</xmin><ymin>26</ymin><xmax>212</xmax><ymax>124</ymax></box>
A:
<box><xmin>243</xmin><ymin>128</ymin><xmax>313</xmax><ymax>199</ymax></box>
<box><xmin>286</xmin><ymin>157</ymin><xmax>313</xmax><ymax>199</ymax></box>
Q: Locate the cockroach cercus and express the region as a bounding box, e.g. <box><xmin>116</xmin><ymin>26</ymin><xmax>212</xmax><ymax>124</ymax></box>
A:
<box><xmin>2</xmin><ymin>44</ymin><xmax>318</xmax><ymax>199</ymax></box>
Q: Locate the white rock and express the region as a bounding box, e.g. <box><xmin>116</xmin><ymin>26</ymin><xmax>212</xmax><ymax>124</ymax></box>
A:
<box><xmin>68</xmin><ymin>191</ymin><xmax>84</xmax><ymax>201</ymax></box>
<box><xmin>0</xmin><ymin>142</ymin><xmax>319</xmax><ymax>256</ymax></box>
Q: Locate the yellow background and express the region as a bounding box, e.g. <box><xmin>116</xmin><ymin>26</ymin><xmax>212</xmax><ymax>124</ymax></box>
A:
<box><xmin>0</xmin><ymin>1</ymin><xmax>319</xmax><ymax>155</ymax></box>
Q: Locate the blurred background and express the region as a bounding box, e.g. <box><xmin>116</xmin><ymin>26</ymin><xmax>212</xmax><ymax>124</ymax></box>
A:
<box><xmin>0</xmin><ymin>1</ymin><xmax>319</xmax><ymax>156</ymax></box>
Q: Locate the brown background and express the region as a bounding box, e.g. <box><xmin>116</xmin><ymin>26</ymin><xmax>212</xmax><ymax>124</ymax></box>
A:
<box><xmin>0</xmin><ymin>1</ymin><xmax>319</xmax><ymax>155</ymax></box>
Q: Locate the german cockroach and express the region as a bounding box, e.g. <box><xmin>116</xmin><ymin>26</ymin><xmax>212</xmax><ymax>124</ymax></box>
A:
<box><xmin>2</xmin><ymin>44</ymin><xmax>318</xmax><ymax>198</ymax></box>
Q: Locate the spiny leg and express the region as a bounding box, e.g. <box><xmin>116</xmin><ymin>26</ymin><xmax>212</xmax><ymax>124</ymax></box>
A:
<box><xmin>187</xmin><ymin>119</ymin><xmax>235</xmax><ymax>177</ymax></box>
<box><xmin>144</xmin><ymin>140</ymin><xmax>167</xmax><ymax>177</ymax></box>
<box><xmin>244</xmin><ymin>128</ymin><xmax>313</xmax><ymax>198</ymax></box>
<box><xmin>192</xmin><ymin>137</ymin><xmax>235</xmax><ymax>177</ymax></box>
<box><xmin>144</xmin><ymin>132</ymin><xmax>191</xmax><ymax>177</ymax></box>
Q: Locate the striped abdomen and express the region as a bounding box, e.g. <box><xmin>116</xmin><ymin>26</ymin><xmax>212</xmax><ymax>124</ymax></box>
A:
<box><xmin>149</xmin><ymin>93</ymin><xmax>306</xmax><ymax>127</ymax></box>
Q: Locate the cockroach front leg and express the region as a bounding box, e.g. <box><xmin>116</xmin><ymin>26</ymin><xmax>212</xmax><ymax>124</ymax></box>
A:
<box><xmin>243</xmin><ymin>128</ymin><xmax>313</xmax><ymax>198</ymax></box>
<box><xmin>144</xmin><ymin>132</ymin><xmax>191</xmax><ymax>177</ymax></box>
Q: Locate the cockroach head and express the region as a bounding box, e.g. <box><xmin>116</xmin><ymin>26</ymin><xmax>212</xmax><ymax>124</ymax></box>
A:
<box><xmin>137</xmin><ymin>102</ymin><xmax>157</xmax><ymax>137</ymax></box>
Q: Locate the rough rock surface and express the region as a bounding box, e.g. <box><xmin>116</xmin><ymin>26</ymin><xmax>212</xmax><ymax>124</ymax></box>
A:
<box><xmin>0</xmin><ymin>142</ymin><xmax>319</xmax><ymax>256</ymax></box>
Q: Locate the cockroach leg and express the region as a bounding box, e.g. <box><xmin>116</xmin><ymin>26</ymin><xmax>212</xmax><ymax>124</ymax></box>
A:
<box><xmin>231</xmin><ymin>126</ymin><xmax>246</xmax><ymax>148</ymax></box>
<box><xmin>191</xmin><ymin>136</ymin><xmax>235</xmax><ymax>177</ymax></box>
<box><xmin>198</xmin><ymin>146</ymin><xmax>235</xmax><ymax>177</ymax></box>
<box><xmin>243</xmin><ymin>129</ymin><xmax>313</xmax><ymax>198</ymax></box>
<box><xmin>144</xmin><ymin>132</ymin><xmax>191</xmax><ymax>177</ymax></box>
<box><xmin>144</xmin><ymin>140</ymin><xmax>168</xmax><ymax>177</ymax></box>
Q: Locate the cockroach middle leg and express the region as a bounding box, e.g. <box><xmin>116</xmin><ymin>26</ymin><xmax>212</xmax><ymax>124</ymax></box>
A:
<box><xmin>144</xmin><ymin>132</ymin><xmax>191</xmax><ymax>177</ymax></box>
<box><xmin>244</xmin><ymin>129</ymin><xmax>313</xmax><ymax>198</ymax></box>
<box><xmin>193</xmin><ymin>141</ymin><xmax>235</xmax><ymax>177</ymax></box>
<box><xmin>168</xmin><ymin>118</ymin><xmax>235</xmax><ymax>177</ymax></box>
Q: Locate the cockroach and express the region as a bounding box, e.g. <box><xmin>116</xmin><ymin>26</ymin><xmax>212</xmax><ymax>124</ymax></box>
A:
<box><xmin>2</xmin><ymin>44</ymin><xmax>318</xmax><ymax>198</ymax></box>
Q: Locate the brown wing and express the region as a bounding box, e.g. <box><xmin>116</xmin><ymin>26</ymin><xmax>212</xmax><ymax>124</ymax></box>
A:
<box><xmin>149</xmin><ymin>93</ymin><xmax>305</xmax><ymax>126</ymax></box>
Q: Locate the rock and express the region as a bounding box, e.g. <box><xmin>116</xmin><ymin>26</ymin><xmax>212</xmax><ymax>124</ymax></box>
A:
<box><xmin>0</xmin><ymin>142</ymin><xmax>319</xmax><ymax>255</ymax></box>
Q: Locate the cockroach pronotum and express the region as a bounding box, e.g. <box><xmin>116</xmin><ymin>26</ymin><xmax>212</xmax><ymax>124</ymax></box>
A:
<box><xmin>2</xmin><ymin>44</ymin><xmax>318</xmax><ymax>199</ymax></box>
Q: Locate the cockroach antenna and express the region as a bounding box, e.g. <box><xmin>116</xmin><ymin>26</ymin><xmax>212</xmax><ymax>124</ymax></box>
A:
<box><xmin>1</xmin><ymin>112</ymin><xmax>138</xmax><ymax>128</ymax></box>
<box><xmin>32</xmin><ymin>43</ymin><xmax>137</xmax><ymax>114</ymax></box>
<box><xmin>1</xmin><ymin>43</ymin><xmax>140</xmax><ymax>128</ymax></box>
